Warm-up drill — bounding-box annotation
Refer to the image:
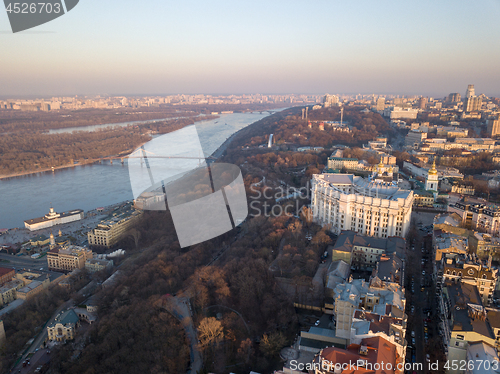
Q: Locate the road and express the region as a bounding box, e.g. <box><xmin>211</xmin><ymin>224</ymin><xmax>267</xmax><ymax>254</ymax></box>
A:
<box><xmin>163</xmin><ymin>296</ymin><xmax>203</xmax><ymax>374</ymax></box>
<box><xmin>12</xmin><ymin>348</ymin><xmax>51</xmax><ymax>374</ymax></box>
<box><xmin>0</xmin><ymin>253</ymin><xmax>47</xmax><ymax>269</ymax></box>
<box><xmin>405</xmin><ymin>213</ymin><xmax>440</xmax><ymax>373</ymax></box>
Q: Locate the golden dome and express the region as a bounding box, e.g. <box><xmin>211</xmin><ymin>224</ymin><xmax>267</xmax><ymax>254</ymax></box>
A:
<box><xmin>428</xmin><ymin>160</ymin><xmax>438</xmax><ymax>175</ymax></box>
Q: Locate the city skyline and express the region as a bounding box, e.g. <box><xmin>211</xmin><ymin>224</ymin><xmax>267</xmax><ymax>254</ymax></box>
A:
<box><xmin>1</xmin><ymin>0</ymin><xmax>500</xmax><ymax>96</ymax></box>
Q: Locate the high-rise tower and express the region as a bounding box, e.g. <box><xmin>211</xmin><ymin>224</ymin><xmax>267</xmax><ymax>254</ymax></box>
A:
<box><xmin>465</xmin><ymin>84</ymin><xmax>475</xmax><ymax>99</ymax></box>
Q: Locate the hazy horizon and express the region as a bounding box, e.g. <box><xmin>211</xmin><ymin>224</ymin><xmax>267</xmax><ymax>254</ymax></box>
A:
<box><xmin>0</xmin><ymin>91</ymin><xmax>487</xmax><ymax>101</ymax></box>
<box><xmin>2</xmin><ymin>0</ymin><xmax>500</xmax><ymax>97</ymax></box>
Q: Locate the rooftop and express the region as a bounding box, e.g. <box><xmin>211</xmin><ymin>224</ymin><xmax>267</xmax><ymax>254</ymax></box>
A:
<box><xmin>48</xmin><ymin>309</ymin><xmax>79</xmax><ymax>328</ymax></box>
<box><xmin>376</xmin><ymin>253</ymin><xmax>403</xmax><ymax>285</ymax></box>
<box><xmin>0</xmin><ymin>279</ymin><xmax>23</xmax><ymax>293</ymax></box>
<box><xmin>434</xmin><ymin>213</ymin><xmax>462</xmax><ymax>227</ymax></box>
<box><xmin>353</xmin><ymin>310</ymin><xmax>404</xmax><ymax>336</ymax></box>
<box><xmin>0</xmin><ymin>267</ymin><xmax>14</xmax><ymax>278</ymax></box>
<box><xmin>17</xmin><ymin>280</ymin><xmax>43</xmax><ymax>294</ymax></box>
<box><xmin>318</xmin><ymin>336</ymin><xmax>399</xmax><ymax>374</ymax></box>
<box><xmin>466</xmin><ymin>342</ymin><xmax>500</xmax><ymax>374</ymax></box>
<box><xmin>334</xmin><ymin>278</ymin><xmax>405</xmax><ymax>311</ymax></box>
<box><xmin>434</xmin><ymin>231</ymin><xmax>468</xmax><ymax>253</ymax></box>
<box><xmin>332</xmin><ymin>231</ymin><xmax>405</xmax><ymax>258</ymax></box>
<box><xmin>486</xmin><ymin>309</ymin><xmax>500</xmax><ymax>329</ymax></box>
<box><xmin>445</xmin><ymin>282</ymin><xmax>494</xmax><ymax>338</ymax></box>
<box><xmin>24</xmin><ymin>209</ymin><xmax>83</xmax><ymax>225</ymax></box>
<box><xmin>49</xmin><ymin>245</ymin><xmax>91</xmax><ymax>257</ymax></box>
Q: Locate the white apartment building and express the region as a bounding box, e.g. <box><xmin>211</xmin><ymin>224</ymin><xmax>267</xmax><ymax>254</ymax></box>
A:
<box><xmin>405</xmin><ymin>130</ymin><xmax>427</xmax><ymax>147</ymax></box>
<box><xmin>327</xmin><ymin>157</ymin><xmax>359</xmax><ymax>170</ymax></box>
<box><xmin>448</xmin><ymin>199</ymin><xmax>500</xmax><ymax>237</ymax></box>
<box><xmin>384</xmin><ymin>106</ymin><xmax>419</xmax><ymax>119</ymax></box>
<box><xmin>24</xmin><ymin>207</ymin><xmax>84</xmax><ymax>231</ymax></box>
<box><xmin>422</xmin><ymin>138</ymin><xmax>497</xmax><ymax>152</ymax></box>
<box><xmin>403</xmin><ymin>161</ymin><xmax>464</xmax><ymax>180</ymax></box>
<box><xmin>311</xmin><ymin>174</ymin><xmax>414</xmax><ymax>238</ymax></box>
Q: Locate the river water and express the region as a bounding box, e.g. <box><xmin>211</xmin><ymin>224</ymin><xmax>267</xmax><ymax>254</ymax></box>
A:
<box><xmin>0</xmin><ymin>111</ymin><xmax>275</xmax><ymax>229</ymax></box>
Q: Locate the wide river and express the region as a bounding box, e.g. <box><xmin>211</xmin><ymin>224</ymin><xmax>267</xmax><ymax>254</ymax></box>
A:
<box><xmin>0</xmin><ymin>111</ymin><xmax>277</xmax><ymax>229</ymax></box>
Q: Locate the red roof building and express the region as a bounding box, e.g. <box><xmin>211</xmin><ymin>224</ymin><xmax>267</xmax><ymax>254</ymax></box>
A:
<box><xmin>310</xmin><ymin>336</ymin><xmax>403</xmax><ymax>374</ymax></box>
<box><xmin>0</xmin><ymin>267</ymin><xmax>15</xmax><ymax>287</ymax></box>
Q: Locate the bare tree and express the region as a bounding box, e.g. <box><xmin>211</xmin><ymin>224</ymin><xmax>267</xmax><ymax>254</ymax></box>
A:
<box><xmin>128</xmin><ymin>228</ymin><xmax>141</xmax><ymax>249</ymax></box>
<box><xmin>260</xmin><ymin>331</ymin><xmax>287</xmax><ymax>358</ymax></box>
<box><xmin>198</xmin><ymin>317</ymin><xmax>224</xmax><ymax>349</ymax></box>
<box><xmin>300</xmin><ymin>206</ymin><xmax>314</xmax><ymax>227</ymax></box>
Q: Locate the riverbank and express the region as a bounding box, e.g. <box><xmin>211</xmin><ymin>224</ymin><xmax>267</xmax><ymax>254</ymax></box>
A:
<box><xmin>0</xmin><ymin>201</ymin><xmax>129</xmax><ymax>246</ymax></box>
<box><xmin>0</xmin><ymin>159</ymin><xmax>115</xmax><ymax>181</ymax></box>
<box><xmin>209</xmin><ymin>107</ymin><xmax>291</xmax><ymax>160</ymax></box>
<box><xmin>0</xmin><ymin>143</ymin><xmax>149</xmax><ymax>181</ymax></box>
<box><xmin>210</xmin><ymin>132</ymin><xmax>239</xmax><ymax>160</ymax></box>
<box><xmin>0</xmin><ymin>115</ymin><xmax>221</xmax><ymax>180</ymax></box>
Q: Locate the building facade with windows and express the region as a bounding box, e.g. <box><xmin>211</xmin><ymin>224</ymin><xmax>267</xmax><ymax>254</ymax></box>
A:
<box><xmin>311</xmin><ymin>174</ymin><xmax>413</xmax><ymax>238</ymax></box>
<box><xmin>47</xmin><ymin>309</ymin><xmax>80</xmax><ymax>342</ymax></box>
<box><xmin>333</xmin><ymin>278</ymin><xmax>406</xmax><ymax>340</ymax></box>
<box><xmin>487</xmin><ymin>118</ymin><xmax>500</xmax><ymax>137</ymax></box>
<box><xmin>442</xmin><ymin>254</ymin><xmax>498</xmax><ymax>306</ymax></box>
<box><xmin>0</xmin><ymin>268</ymin><xmax>15</xmax><ymax>287</ymax></box>
<box><xmin>85</xmin><ymin>258</ymin><xmax>113</xmax><ymax>273</ymax></box>
<box><xmin>16</xmin><ymin>280</ymin><xmax>44</xmax><ymax>300</ymax></box>
<box><xmin>405</xmin><ymin>130</ymin><xmax>427</xmax><ymax>148</ymax></box>
<box><xmin>439</xmin><ymin>282</ymin><xmax>496</xmax><ymax>374</ymax></box>
<box><xmin>330</xmin><ymin>230</ymin><xmax>405</xmax><ymax>271</ymax></box>
<box><xmin>327</xmin><ymin>157</ymin><xmax>359</xmax><ymax>171</ymax></box>
<box><xmin>87</xmin><ymin>208</ymin><xmax>142</xmax><ymax>248</ymax></box>
<box><xmin>24</xmin><ymin>207</ymin><xmax>83</xmax><ymax>231</ymax></box>
<box><xmin>451</xmin><ymin>182</ymin><xmax>475</xmax><ymax>196</ymax></box>
<box><xmin>47</xmin><ymin>245</ymin><xmax>93</xmax><ymax>272</ymax></box>
<box><xmin>448</xmin><ymin>199</ymin><xmax>500</xmax><ymax>236</ymax></box>
<box><xmin>0</xmin><ymin>279</ymin><xmax>24</xmax><ymax>306</ymax></box>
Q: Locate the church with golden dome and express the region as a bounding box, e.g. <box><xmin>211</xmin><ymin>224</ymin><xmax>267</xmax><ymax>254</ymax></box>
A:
<box><xmin>425</xmin><ymin>160</ymin><xmax>439</xmax><ymax>191</ymax></box>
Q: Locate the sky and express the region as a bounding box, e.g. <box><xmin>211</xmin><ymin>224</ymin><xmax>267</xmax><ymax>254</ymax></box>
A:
<box><xmin>1</xmin><ymin>0</ymin><xmax>500</xmax><ymax>97</ymax></box>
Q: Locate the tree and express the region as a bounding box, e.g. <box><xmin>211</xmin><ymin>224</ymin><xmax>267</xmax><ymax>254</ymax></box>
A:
<box><xmin>287</xmin><ymin>220</ymin><xmax>302</xmax><ymax>240</ymax></box>
<box><xmin>300</xmin><ymin>206</ymin><xmax>313</xmax><ymax>227</ymax></box>
<box><xmin>198</xmin><ymin>317</ymin><xmax>224</xmax><ymax>349</ymax></box>
<box><xmin>259</xmin><ymin>331</ymin><xmax>287</xmax><ymax>358</ymax></box>
<box><xmin>312</xmin><ymin>230</ymin><xmax>332</xmax><ymax>246</ymax></box>
<box><xmin>237</xmin><ymin>338</ymin><xmax>253</xmax><ymax>364</ymax></box>
<box><xmin>129</xmin><ymin>228</ymin><xmax>141</xmax><ymax>250</ymax></box>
